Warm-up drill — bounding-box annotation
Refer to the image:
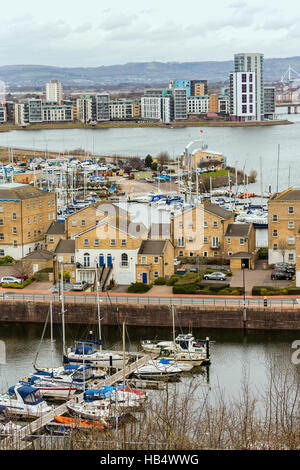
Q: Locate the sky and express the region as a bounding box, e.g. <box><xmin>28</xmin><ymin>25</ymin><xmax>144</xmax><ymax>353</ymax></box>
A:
<box><xmin>0</xmin><ymin>0</ymin><xmax>300</xmax><ymax>67</ymax></box>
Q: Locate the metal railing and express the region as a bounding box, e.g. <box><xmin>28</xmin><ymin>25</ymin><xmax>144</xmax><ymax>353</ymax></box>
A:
<box><xmin>0</xmin><ymin>291</ymin><xmax>298</xmax><ymax>308</ymax></box>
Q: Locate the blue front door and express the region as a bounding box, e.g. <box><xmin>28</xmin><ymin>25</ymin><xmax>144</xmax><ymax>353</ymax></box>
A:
<box><xmin>107</xmin><ymin>255</ymin><xmax>112</xmax><ymax>267</ymax></box>
<box><xmin>99</xmin><ymin>255</ymin><xmax>104</xmax><ymax>267</ymax></box>
<box><xmin>142</xmin><ymin>273</ymin><xmax>148</xmax><ymax>284</ymax></box>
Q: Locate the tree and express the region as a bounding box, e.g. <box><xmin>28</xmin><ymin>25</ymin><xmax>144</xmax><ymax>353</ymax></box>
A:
<box><xmin>277</xmin><ymin>238</ymin><xmax>289</xmax><ymax>262</ymax></box>
<box><xmin>145</xmin><ymin>154</ymin><xmax>153</xmax><ymax>168</ymax></box>
<box><xmin>151</xmin><ymin>161</ymin><xmax>158</xmax><ymax>171</ymax></box>
<box><xmin>157</xmin><ymin>151</ymin><xmax>170</xmax><ymax>171</ymax></box>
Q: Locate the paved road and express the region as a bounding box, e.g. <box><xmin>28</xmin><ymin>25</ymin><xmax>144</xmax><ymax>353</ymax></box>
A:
<box><xmin>0</xmin><ymin>291</ymin><xmax>298</xmax><ymax>308</ymax></box>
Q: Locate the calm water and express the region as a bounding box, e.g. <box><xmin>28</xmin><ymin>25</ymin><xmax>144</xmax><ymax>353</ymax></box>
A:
<box><xmin>0</xmin><ymin>111</ymin><xmax>299</xmax><ymax>193</ymax></box>
<box><xmin>0</xmin><ymin>322</ymin><xmax>298</xmax><ymax>402</ymax></box>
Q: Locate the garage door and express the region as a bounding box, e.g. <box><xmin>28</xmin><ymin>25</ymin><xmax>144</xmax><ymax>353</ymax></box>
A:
<box><xmin>119</xmin><ymin>271</ymin><xmax>132</xmax><ymax>285</ymax></box>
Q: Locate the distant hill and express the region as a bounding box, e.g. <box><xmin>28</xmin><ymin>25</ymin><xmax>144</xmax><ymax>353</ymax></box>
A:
<box><xmin>0</xmin><ymin>57</ymin><xmax>300</xmax><ymax>87</ymax></box>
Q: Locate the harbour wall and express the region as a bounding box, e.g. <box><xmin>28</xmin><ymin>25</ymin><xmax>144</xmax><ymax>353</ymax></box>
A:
<box><xmin>0</xmin><ymin>301</ymin><xmax>300</xmax><ymax>330</ymax></box>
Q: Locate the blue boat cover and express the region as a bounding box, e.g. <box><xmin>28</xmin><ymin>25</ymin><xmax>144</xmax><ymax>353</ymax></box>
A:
<box><xmin>159</xmin><ymin>358</ymin><xmax>171</xmax><ymax>364</ymax></box>
<box><xmin>84</xmin><ymin>386</ymin><xmax>114</xmax><ymax>401</ymax></box>
<box><xmin>75</xmin><ymin>345</ymin><xmax>94</xmax><ymax>355</ymax></box>
<box><xmin>65</xmin><ymin>365</ymin><xmax>91</xmax><ymax>371</ymax></box>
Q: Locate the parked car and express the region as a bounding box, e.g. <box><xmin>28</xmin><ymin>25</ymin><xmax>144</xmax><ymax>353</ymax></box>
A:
<box><xmin>71</xmin><ymin>281</ymin><xmax>87</xmax><ymax>291</ymax></box>
<box><xmin>271</xmin><ymin>270</ymin><xmax>293</xmax><ymax>280</ymax></box>
<box><xmin>203</xmin><ymin>272</ymin><xmax>227</xmax><ymax>281</ymax></box>
<box><xmin>13</xmin><ymin>274</ymin><xmax>29</xmax><ymax>281</ymax></box>
<box><xmin>0</xmin><ymin>276</ymin><xmax>23</xmax><ymax>285</ymax></box>
<box><xmin>189</xmin><ymin>267</ymin><xmax>198</xmax><ymax>273</ymax></box>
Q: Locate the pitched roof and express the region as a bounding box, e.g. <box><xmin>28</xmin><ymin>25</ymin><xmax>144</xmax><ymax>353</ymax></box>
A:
<box><xmin>138</xmin><ymin>240</ymin><xmax>168</xmax><ymax>255</ymax></box>
<box><xmin>229</xmin><ymin>252</ymin><xmax>253</xmax><ymax>259</ymax></box>
<box><xmin>0</xmin><ymin>184</ymin><xmax>55</xmax><ymax>201</ymax></box>
<box><xmin>75</xmin><ymin>217</ymin><xmax>147</xmax><ymax>239</ymax></box>
<box><xmin>270</xmin><ymin>188</ymin><xmax>300</xmax><ymax>201</ymax></box>
<box><xmin>203</xmin><ymin>202</ymin><xmax>234</xmax><ymax>220</ymax></box>
<box><xmin>45</xmin><ymin>221</ymin><xmax>65</xmax><ymax>236</ymax></box>
<box><xmin>22</xmin><ymin>249</ymin><xmax>54</xmax><ymax>261</ymax></box>
<box><xmin>225</xmin><ymin>224</ymin><xmax>252</xmax><ymax>237</ymax></box>
<box><xmin>54</xmin><ymin>239</ymin><xmax>75</xmax><ymax>254</ymax></box>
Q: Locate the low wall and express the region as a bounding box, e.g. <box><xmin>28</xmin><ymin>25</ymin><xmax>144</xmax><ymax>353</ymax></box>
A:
<box><xmin>0</xmin><ymin>301</ymin><xmax>300</xmax><ymax>330</ymax></box>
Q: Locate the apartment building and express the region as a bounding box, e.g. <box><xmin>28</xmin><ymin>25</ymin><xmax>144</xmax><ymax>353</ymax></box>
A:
<box><xmin>53</xmin><ymin>239</ymin><xmax>76</xmax><ymax>282</ymax></box>
<box><xmin>15</xmin><ymin>99</ymin><xmax>43</xmax><ymax>125</ymax></box>
<box><xmin>173</xmin><ymin>88</ymin><xmax>188</xmax><ymax>120</ymax></box>
<box><xmin>136</xmin><ymin>240</ymin><xmax>174</xmax><ymax>284</ymax></box>
<box><xmin>0</xmin><ymin>183</ymin><xmax>56</xmax><ymax>259</ymax></box>
<box><xmin>45</xmin><ymin>80</ymin><xmax>63</xmax><ymax>104</ymax></box>
<box><xmin>264</xmin><ymin>86</ymin><xmax>275</xmax><ymax>120</ymax></box>
<box><xmin>184</xmin><ymin>148</ymin><xmax>226</xmax><ymax>171</ymax></box>
<box><xmin>233</xmin><ymin>52</ymin><xmax>264</xmax><ymax>121</ymax></box>
<box><xmin>42</xmin><ymin>103</ymin><xmax>73</xmax><ymax>122</ymax></box>
<box><xmin>76</xmin><ymin>94</ymin><xmax>110</xmax><ymax>123</ymax></box>
<box><xmin>229</xmin><ymin>72</ymin><xmax>256</xmax><ymax>121</ymax></box>
<box><xmin>268</xmin><ymin>188</ymin><xmax>300</xmax><ymax>264</ymax></box>
<box><xmin>45</xmin><ymin>220</ymin><xmax>66</xmax><ymax>250</ymax></box>
<box><xmin>187</xmin><ymin>96</ymin><xmax>209</xmax><ymax>115</ymax></box>
<box><xmin>0</xmin><ymin>105</ymin><xmax>7</xmax><ymax>123</ymax></box>
<box><xmin>110</xmin><ymin>100</ymin><xmax>133</xmax><ymax>120</ymax></box>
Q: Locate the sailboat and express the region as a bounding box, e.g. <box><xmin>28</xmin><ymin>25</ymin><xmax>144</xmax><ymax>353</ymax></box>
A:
<box><xmin>141</xmin><ymin>306</ymin><xmax>211</xmax><ymax>366</ymax></box>
<box><xmin>63</xmin><ymin>277</ymin><xmax>128</xmax><ymax>369</ymax></box>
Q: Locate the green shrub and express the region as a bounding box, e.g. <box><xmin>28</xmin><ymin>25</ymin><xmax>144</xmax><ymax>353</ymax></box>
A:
<box><xmin>257</xmin><ymin>248</ymin><xmax>268</xmax><ymax>259</ymax></box>
<box><xmin>127</xmin><ymin>283</ymin><xmax>152</xmax><ymax>293</ymax></box>
<box><xmin>154</xmin><ymin>277</ymin><xmax>166</xmax><ymax>285</ymax></box>
<box><xmin>1</xmin><ymin>276</ymin><xmax>34</xmax><ymax>289</ymax></box>
<box><xmin>166</xmin><ymin>275</ymin><xmax>180</xmax><ymax>286</ymax></box>
<box><xmin>286</xmin><ymin>287</ymin><xmax>300</xmax><ymax>295</ymax></box>
<box><xmin>0</xmin><ymin>256</ymin><xmax>14</xmax><ymax>265</ymax></box>
<box><xmin>173</xmin><ymin>284</ymin><xmax>197</xmax><ymax>295</ymax></box>
<box><xmin>199</xmin><ymin>283</ymin><xmax>230</xmax><ymax>292</ymax></box>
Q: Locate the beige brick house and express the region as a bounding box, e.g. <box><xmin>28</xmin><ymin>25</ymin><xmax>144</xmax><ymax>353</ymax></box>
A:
<box><xmin>136</xmin><ymin>240</ymin><xmax>175</xmax><ymax>284</ymax></box>
<box><xmin>224</xmin><ymin>223</ymin><xmax>256</xmax><ymax>269</ymax></box>
<box><xmin>268</xmin><ymin>188</ymin><xmax>300</xmax><ymax>265</ymax></box>
<box><xmin>0</xmin><ymin>183</ymin><xmax>56</xmax><ymax>260</ymax></box>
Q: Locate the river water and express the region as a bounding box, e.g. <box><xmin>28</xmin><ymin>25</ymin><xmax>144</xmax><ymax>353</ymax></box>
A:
<box><xmin>0</xmin><ymin>110</ymin><xmax>299</xmax><ymax>193</ymax></box>
<box><xmin>0</xmin><ymin>322</ymin><xmax>298</xmax><ymax>404</ymax></box>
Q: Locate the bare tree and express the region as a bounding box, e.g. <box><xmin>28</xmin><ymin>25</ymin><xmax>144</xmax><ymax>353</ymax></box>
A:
<box><xmin>277</xmin><ymin>238</ymin><xmax>290</xmax><ymax>263</ymax></box>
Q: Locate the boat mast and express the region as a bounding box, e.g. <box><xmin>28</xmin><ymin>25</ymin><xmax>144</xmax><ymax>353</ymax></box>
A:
<box><xmin>95</xmin><ymin>262</ymin><xmax>102</xmax><ymax>350</ymax></box>
<box><xmin>50</xmin><ymin>301</ymin><xmax>54</xmax><ymax>373</ymax></box>
<box><xmin>60</xmin><ymin>262</ymin><xmax>65</xmax><ymax>358</ymax></box>
<box><xmin>172</xmin><ymin>305</ymin><xmax>175</xmax><ymax>342</ymax></box>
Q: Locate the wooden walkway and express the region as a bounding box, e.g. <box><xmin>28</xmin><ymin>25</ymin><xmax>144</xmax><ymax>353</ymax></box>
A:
<box><xmin>1</xmin><ymin>354</ymin><xmax>151</xmax><ymax>450</ymax></box>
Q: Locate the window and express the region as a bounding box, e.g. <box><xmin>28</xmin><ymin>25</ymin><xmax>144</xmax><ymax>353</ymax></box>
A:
<box><xmin>228</xmin><ymin>252</ymin><xmax>233</xmax><ymax>256</ymax></box>
<box><xmin>121</xmin><ymin>239</ymin><xmax>127</xmax><ymax>246</ymax></box>
<box><xmin>34</xmin><ymin>216</ymin><xmax>36</xmax><ymax>224</ymax></box>
<box><xmin>48</xmin><ymin>200</ymin><xmax>51</xmax><ymax>207</ymax></box>
<box><xmin>94</xmin><ymin>239</ymin><xmax>99</xmax><ymax>246</ymax></box>
<box><xmin>27</xmin><ymin>203</ymin><xmax>30</xmax><ymax>210</ymax></box>
<box><xmin>273</xmin><ymin>230</ymin><xmax>278</xmax><ymax>237</ymax></box>
<box><xmin>0</xmin><ymin>250</ymin><xmax>4</xmax><ymax>256</ymax></box>
<box><xmin>204</xmin><ymin>237</ymin><xmax>208</xmax><ymax>244</ymax></box>
<box><xmin>81</xmin><ymin>220</ymin><xmax>86</xmax><ymax>226</ymax></box>
<box><xmin>178</xmin><ymin>251</ymin><xmax>184</xmax><ymax>257</ymax></box>
<box><xmin>34</xmin><ymin>231</ymin><xmax>37</xmax><ymax>237</ymax></box>
<box><xmin>49</xmin><ymin>237</ymin><xmax>54</xmax><ymax>243</ymax></box>
<box><xmin>70</xmin><ymin>256</ymin><xmax>74</xmax><ymax>264</ymax></box>
<box><xmin>0</xmin><ymin>234</ymin><xmax>4</xmax><ymax>240</ymax></box>
<box><xmin>141</xmin><ymin>256</ymin><xmax>147</xmax><ymax>265</ymax></box>
<box><xmin>12</xmin><ymin>227</ymin><xmax>17</xmax><ymax>234</ymax></box>
<box><xmin>53</xmin><ymin>212</ymin><xmax>55</xmax><ymax>219</ymax></box>
<box><xmin>273</xmin><ymin>244</ymin><xmax>278</xmax><ymax>250</ymax></box>
<box><xmin>83</xmin><ymin>252</ymin><xmax>90</xmax><ymax>268</ymax></box>
<box><xmin>188</xmin><ymin>237</ymin><xmax>193</xmax><ymax>243</ymax></box>
<box><xmin>154</xmin><ymin>272</ymin><xmax>159</xmax><ymax>279</ymax></box>
<box><xmin>240</xmin><ymin>238</ymin><xmax>244</xmax><ymax>245</ymax></box>
<box><xmin>84</xmin><ymin>239</ymin><xmax>89</xmax><ymax>246</ymax></box>
<box><xmin>288</xmin><ymin>221</ymin><xmax>294</xmax><ymax>229</ymax></box>
<box><xmin>28</xmin><ymin>217</ymin><xmax>30</xmax><ymax>224</ymax></box>
<box><xmin>40</xmin><ymin>216</ymin><xmax>42</xmax><ymax>222</ymax></box>
<box><xmin>227</xmin><ymin>237</ymin><xmax>231</xmax><ymax>244</ymax></box>
<box><xmin>39</xmin><ymin>201</ymin><xmax>42</xmax><ymax>208</ymax></box>
<box><xmin>178</xmin><ymin>221</ymin><xmax>183</xmax><ymax>227</ymax></box>
<box><xmin>72</xmin><ymin>220</ymin><xmax>77</xmax><ymax>226</ymax></box>
<box><xmin>288</xmin><ymin>207</ymin><xmax>294</xmax><ymax>214</ymax></box>
<box><xmin>154</xmin><ymin>256</ymin><xmax>159</xmax><ymax>264</ymax></box>
<box><xmin>272</xmin><ymin>215</ymin><xmax>278</xmax><ymax>222</ymax></box>
<box><xmin>177</xmin><ymin>237</ymin><xmax>185</xmax><ymax>247</ymax></box>
<box><xmin>33</xmin><ymin>202</ymin><xmax>36</xmax><ymax>209</ymax></box>
<box><xmin>48</xmin><ymin>213</ymin><xmax>51</xmax><ymax>220</ymax></box>
<box><xmin>288</xmin><ymin>237</ymin><xmax>295</xmax><ymax>245</ymax></box>
<box><xmin>12</xmin><ymin>213</ymin><xmax>16</xmax><ymax>220</ymax></box>
<box><xmin>13</xmin><ymin>240</ymin><xmax>17</xmax><ymax>247</ymax></box>
<box><xmin>203</xmin><ymin>251</ymin><xmax>208</xmax><ymax>257</ymax></box>
<box><xmin>0</xmin><ymin>219</ymin><xmax>3</xmax><ymax>226</ymax></box>
<box><xmin>288</xmin><ymin>253</ymin><xmax>294</xmax><ymax>261</ymax></box>
<box><xmin>204</xmin><ymin>221</ymin><xmax>208</xmax><ymax>228</ymax></box>
<box><xmin>111</xmin><ymin>239</ymin><xmax>116</xmax><ymax>246</ymax></box>
<box><xmin>28</xmin><ymin>232</ymin><xmax>31</xmax><ymax>238</ymax></box>
<box><xmin>213</xmin><ymin>221</ymin><xmax>218</xmax><ymax>228</ymax></box>
<box><xmin>121</xmin><ymin>253</ymin><xmax>128</xmax><ymax>267</ymax></box>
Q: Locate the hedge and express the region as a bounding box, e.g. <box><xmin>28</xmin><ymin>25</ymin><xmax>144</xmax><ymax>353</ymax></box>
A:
<box><xmin>127</xmin><ymin>283</ymin><xmax>152</xmax><ymax>293</ymax></box>
<box><xmin>1</xmin><ymin>277</ymin><xmax>34</xmax><ymax>289</ymax></box>
<box><xmin>252</xmin><ymin>285</ymin><xmax>300</xmax><ymax>296</ymax></box>
<box><xmin>199</xmin><ymin>283</ymin><xmax>230</xmax><ymax>292</ymax></box>
<box><xmin>173</xmin><ymin>284</ymin><xmax>198</xmax><ymax>295</ymax></box>
<box><xmin>166</xmin><ymin>275</ymin><xmax>180</xmax><ymax>286</ymax></box>
<box><xmin>154</xmin><ymin>277</ymin><xmax>166</xmax><ymax>285</ymax></box>
<box><xmin>0</xmin><ymin>256</ymin><xmax>14</xmax><ymax>265</ymax></box>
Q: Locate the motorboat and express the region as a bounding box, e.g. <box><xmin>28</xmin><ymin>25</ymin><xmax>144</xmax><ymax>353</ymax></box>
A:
<box><xmin>0</xmin><ymin>385</ymin><xmax>53</xmax><ymax>418</ymax></box>
<box><xmin>64</xmin><ymin>341</ymin><xmax>128</xmax><ymax>369</ymax></box>
<box><xmin>67</xmin><ymin>400</ymin><xmax>120</xmax><ymax>424</ymax></box>
<box><xmin>132</xmin><ymin>358</ymin><xmax>183</xmax><ymax>379</ymax></box>
<box><xmin>84</xmin><ymin>386</ymin><xmax>147</xmax><ymax>405</ymax></box>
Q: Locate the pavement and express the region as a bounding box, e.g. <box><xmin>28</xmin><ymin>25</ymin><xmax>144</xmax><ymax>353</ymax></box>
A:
<box><xmin>230</xmin><ymin>268</ymin><xmax>291</xmax><ymax>295</ymax></box>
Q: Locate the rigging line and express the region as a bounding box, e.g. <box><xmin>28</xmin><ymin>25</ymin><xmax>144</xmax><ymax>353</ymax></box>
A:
<box><xmin>53</xmin><ymin>305</ymin><xmax>69</xmax><ymax>361</ymax></box>
<box><xmin>33</xmin><ymin>307</ymin><xmax>50</xmax><ymax>366</ymax></box>
<box><xmin>192</xmin><ymin>384</ymin><xmax>211</xmax><ymax>441</ymax></box>
<box><xmin>106</xmin><ymin>291</ymin><xmax>123</xmax><ymax>338</ymax></box>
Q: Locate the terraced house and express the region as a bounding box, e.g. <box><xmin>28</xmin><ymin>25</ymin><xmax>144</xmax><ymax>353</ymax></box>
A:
<box><xmin>171</xmin><ymin>202</ymin><xmax>235</xmax><ymax>259</ymax></box>
<box><xmin>268</xmin><ymin>188</ymin><xmax>300</xmax><ymax>265</ymax></box>
<box><xmin>0</xmin><ymin>183</ymin><xmax>56</xmax><ymax>259</ymax></box>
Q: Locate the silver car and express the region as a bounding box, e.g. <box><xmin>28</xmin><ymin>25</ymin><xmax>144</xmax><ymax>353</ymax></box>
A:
<box><xmin>0</xmin><ymin>276</ymin><xmax>23</xmax><ymax>285</ymax></box>
<box><xmin>203</xmin><ymin>272</ymin><xmax>227</xmax><ymax>281</ymax></box>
